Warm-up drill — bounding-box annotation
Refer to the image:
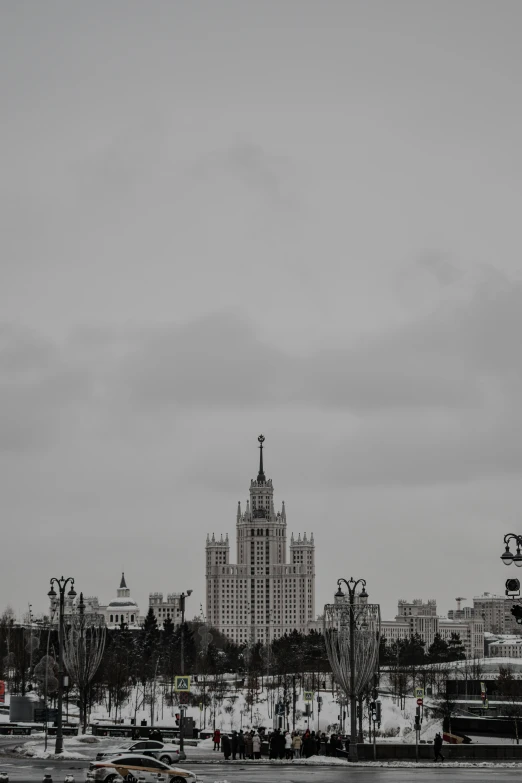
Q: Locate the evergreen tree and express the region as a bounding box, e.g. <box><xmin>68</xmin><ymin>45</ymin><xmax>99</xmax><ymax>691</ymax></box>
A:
<box><xmin>378</xmin><ymin>635</ymin><xmax>391</xmax><ymax>666</ymax></box>
<box><xmin>163</xmin><ymin>616</ymin><xmax>175</xmax><ymax>636</ymax></box>
<box><xmin>137</xmin><ymin>608</ymin><xmax>160</xmax><ymax>687</ymax></box>
<box><xmin>401</xmin><ymin>633</ymin><xmax>426</xmax><ymax>666</ymax></box>
<box><xmin>447</xmin><ymin>632</ymin><xmax>466</xmax><ymax>661</ymax></box>
<box><xmin>161</xmin><ymin>615</ymin><xmax>176</xmax><ymax>698</ymax></box>
<box><xmin>428</xmin><ymin>633</ymin><xmax>449</xmax><ymax>663</ymax></box>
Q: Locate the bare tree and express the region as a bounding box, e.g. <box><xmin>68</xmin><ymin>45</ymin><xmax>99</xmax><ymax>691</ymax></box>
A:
<box><xmin>497</xmin><ymin>666</ymin><xmax>522</xmax><ymax>744</ymax></box>
<box><xmin>63</xmin><ymin>594</ymin><xmax>106</xmax><ymax>733</ymax></box>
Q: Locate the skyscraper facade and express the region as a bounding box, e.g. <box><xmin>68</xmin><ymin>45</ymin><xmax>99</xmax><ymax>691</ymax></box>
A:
<box><xmin>206</xmin><ymin>436</ymin><xmax>315</xmax><ymax>645</ymax></box>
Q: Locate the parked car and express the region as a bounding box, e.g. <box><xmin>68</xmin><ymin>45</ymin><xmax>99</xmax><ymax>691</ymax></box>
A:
<box><xmin>88</xmin><ymin>754</ymin><xmax>197</xmax><ymax>782</ymax></box>
<box><xmin>96</xmin><ymin>739</ymin><xmax>183</xmax><ymax>764</ymax></box>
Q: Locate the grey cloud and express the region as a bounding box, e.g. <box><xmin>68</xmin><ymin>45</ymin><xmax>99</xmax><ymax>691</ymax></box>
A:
<box><xmin>416</xmin><ymin>253</ymin><xmax>461</xmax><ymax>287</ymax></box>
<box><xmin>0</xmin><ymin>325</ymin><xmax>92</xmax><ymax>451</ymax></box>
<box><xmin>188</xmin><ymin>142</ymin><xmax>291</xmax><ymax>198</ymax></box>
<box><xmin>3</xmin><ymin>275</ymin><xmax>522</xmax><ymax>492</ymax></box>
<box><xmin>116</xmin><ymin>282</ymin><xmax>504</xmax><ymax>413</ymax></box>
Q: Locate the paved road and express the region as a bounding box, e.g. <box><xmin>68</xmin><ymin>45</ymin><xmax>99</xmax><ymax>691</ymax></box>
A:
<box><xmin>3</xmin><ymin>758</ymin><xmax>522</xmax><ymax>783</ymax></box>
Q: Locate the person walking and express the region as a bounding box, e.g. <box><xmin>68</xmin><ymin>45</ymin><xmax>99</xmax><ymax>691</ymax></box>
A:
<box><xmin>433</xmin><ymin>733</ymin><xmax>445</xmax><ymax>762</ymax></box>
<box><xmin>245</xmin><ymin>731</ymin><xmax>253</xmax><ymax>759</ymax></box>
<box><xmin>221</xmin><ymin>733</ymin><xmax>231</xmax><ymax>761</ymax></box>
<box><xmin>238</xmin><ymin>730</ymin><xmax>246</xmax><ymax>760</ymax></box>
<box><xmin>213</xmin><ymin>728</ymin><xmax>221</xmax><ymax>751</ymax></box>
<box><xmin>253</xmin><ymin>731</ymin><xmax>261</xmax><ymax>760</ymax></box>
<box><xmin>231</xmin><ymin>730</ymin><xmax>239</xmax><ymax>760</ymax></box>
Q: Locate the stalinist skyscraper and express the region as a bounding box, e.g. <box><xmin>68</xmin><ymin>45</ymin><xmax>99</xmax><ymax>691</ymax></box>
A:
<box><xmin>206</xmin><ymin>435</ymin><xmax>315</xmax><ymax>645</ymax></box>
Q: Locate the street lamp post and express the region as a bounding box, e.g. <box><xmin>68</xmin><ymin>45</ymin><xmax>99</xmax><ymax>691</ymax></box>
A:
<box><xmin>47</xmin><ymin>576</ymin><xmax>76</xmax><ymax>755</ymax></box>
<box><xmin>336</xmin><ymin>578</ymin><xmax>368</xmax><ymax>761</ymax></box>
<box><xmin>179</xmin><ymin>589</ymin><xmax>192</xmax><ymax>757</ymax></box>
<box><xmin>324</xmin><ymin>577</ymin><xmax>379</xmax><ymax>763</ymax></box>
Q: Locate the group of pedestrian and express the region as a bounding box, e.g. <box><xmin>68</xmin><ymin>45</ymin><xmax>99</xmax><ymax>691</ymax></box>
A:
<box><xmin>215</xmin><ymin>729</ymin><xmax>262</xmax><ymax>760</ymax></box>
<box><xmin>212</xmin><ymin>724</ymin><xmax>446</xmax><ymax>763</ymax></box>
<box><xmin>213</xmin><ymin>726</ymin><xmax>331</xmax><ymax>761</ymax></box>
<box><xmin>322</xmin><ymin>731</ymin><xmax>348</xmax><ymax>756</ymax></box>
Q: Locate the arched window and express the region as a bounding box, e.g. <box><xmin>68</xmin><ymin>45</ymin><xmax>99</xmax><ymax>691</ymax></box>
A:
<box><xmin>131</xmin><ymin>614</ymin><xmax>135</xmax><ymax>623</ymax></box>
<box><xmin>115</xmin><ymin>615</ymin><xmax>119</xmax><ymax>623</ymax></box>
<box><xmin>110</xmin><ymin>615</ymin><xmax>113</xmax><ymax>623</ymax></box>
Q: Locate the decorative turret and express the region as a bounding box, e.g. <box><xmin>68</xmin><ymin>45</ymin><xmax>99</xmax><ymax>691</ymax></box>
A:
<box><xmin>117</xmin><ymin>573</ymin><xmax>130</xmax><ymax>599</ymax></box>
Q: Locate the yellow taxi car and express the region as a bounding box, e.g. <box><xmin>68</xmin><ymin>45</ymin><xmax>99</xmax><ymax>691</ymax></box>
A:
<box><xmin>88</xmin><ymin>754</ymin><xmax>197</xmax><ymax>782</ymax></box>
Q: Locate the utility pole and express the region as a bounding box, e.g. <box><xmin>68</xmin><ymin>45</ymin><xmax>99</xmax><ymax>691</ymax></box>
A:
<box><xmin>179</xmin><ymin>590</ymin><xmax>192</xmax><ymax>756</ymax></box>
<box><xmin>291</xmin><ymin>676</ymin><xmax>295</xmax><ymax>731</ymax></box>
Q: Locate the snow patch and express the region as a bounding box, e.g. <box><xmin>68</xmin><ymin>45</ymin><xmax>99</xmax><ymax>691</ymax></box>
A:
<box><xmin>16</xmin><ymin>740</ymin><xmax>88</xmax><ymax>760</ymax></box>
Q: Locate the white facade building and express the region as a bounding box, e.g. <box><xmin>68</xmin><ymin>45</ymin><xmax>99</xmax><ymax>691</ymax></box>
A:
<box><xmin>149</xmin><ymin>592</ymin><xmax>182</xmax><ymax>625</ymax></box>
<box><xmin>105</xmin><ymin>573</ymin><xmax>141</xmax><ymax>628</ymax></box>
<box><xmin>206</xmin><ymin>436</ymin><xmax>315</xmax><ymax>645</ymax></box>
<box><xmin>489</xmin><ymin>638</ymin><xmax>522</xmax><ymax>658</ymax></box>
<box><xmin>49</xmin><ymin>573</ymin><xmax>142</xmax><ymax>629</ymax></box>
<box><xmin>381</xmin><ymin>598</ymin><xmax>484</xmax><ymax>658</ymax></box>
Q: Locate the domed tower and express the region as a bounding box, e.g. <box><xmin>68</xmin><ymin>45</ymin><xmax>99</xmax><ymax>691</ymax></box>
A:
<box><xmin>105</xmin><ymin>573</ymin><xmax>139</xmax><ymax>628</ymax></box>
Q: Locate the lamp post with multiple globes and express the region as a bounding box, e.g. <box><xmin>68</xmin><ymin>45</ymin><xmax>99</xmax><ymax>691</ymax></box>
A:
<box><xmin>47</xmin><ymin>577</ymin><xmax>76</xmax><ymax>754</ymax></box>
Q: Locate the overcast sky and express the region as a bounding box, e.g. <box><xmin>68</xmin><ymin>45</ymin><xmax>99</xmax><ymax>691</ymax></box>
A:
<box><xmin>2</xmin><ymin>1</ymin><xmax>522</xmax><ymax>624</ymax></box>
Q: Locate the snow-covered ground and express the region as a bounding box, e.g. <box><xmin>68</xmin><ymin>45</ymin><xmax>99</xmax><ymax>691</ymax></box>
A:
<box><xmin>0</xmin><ymin>683</ymin><xmax>441</xmax><ymax>743</ymax></box>
<box><xmin>85</xmin><ymin>684</ymin><xmax>440</xmax><ymax>745</ymax></box>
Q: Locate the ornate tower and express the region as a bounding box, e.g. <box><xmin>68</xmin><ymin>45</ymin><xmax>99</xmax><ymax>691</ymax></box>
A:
<box><xmin>205</xmin><ymin>435</ymin><xmax>316</xmax><ymax>644</ymax></box>
<box><xmin>236</xmin><ymin>435</ymin><xmax>287</xmax><ymax>567</ymax></box>
<box><xmin>117</xmin><ymin>572</ymin><xmax>130</xmax><ymax>600</ymax></box>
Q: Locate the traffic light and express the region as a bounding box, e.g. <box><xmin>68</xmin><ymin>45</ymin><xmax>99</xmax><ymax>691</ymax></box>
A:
<box><xmin>375</xmin><ymin>701</ymin><xmax>381</xmax><ymax>724</ymax></box>
<box><xmin>175</xmin><ymin>713</ymin><xmax>180</xmax><ymax>726</ymax></box>
<box><xmin>415</xmin><ymin>705</ymin><xmax>421</xmax><ymax>730</ymax></box>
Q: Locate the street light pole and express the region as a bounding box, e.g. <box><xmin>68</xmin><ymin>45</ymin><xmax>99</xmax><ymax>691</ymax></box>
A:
<box><xmin>48</xmin><ymin>576</ymin><xmax>76</xmax><ymax>755</ymax></box>
<box><xmin>336</xmin><ymin>577</ymin><xmax>368</xmax><ymax>763</ymax></box>
<box><xmin>179</xmin><ymin>589</ymin><xmax>192</xmax><ymax>757</ymax></box>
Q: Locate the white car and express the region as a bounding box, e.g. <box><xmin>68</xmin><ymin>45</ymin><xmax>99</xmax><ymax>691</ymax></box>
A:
<box><xmin>88</xmin><ymin>755</ymin><xmax>196</xmax><ymax>782</ymax></box>
<box><xmin>96</xmin><ymin>740</ymin><xmax>183</xmax><ymax>764</ymax></box>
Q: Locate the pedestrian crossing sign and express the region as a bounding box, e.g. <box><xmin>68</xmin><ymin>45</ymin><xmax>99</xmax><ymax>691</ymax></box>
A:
<box><xmin>414</xmin><ymin>687</ymin><xmax>424</xmax><ymax>699</ymax></box>
<box><xmin>175</xmin><ymin>676</ymin><xmax>191</xmax><ymax>692</ymax></box>
<box><xmin>304</xmin><ymin>691</ymin><xmax>313</xmax><ymax>702</ymax></box>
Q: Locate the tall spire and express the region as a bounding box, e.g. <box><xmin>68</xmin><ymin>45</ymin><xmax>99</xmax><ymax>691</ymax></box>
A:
<box><xmin>257</xmin><ymin>434</ymin><xmax>266</xmax><ymax>482</ymax></box>
<box><xmin>120</xmin><ymin>572</ymin><xmax>127</xmax><ymax>589</ymax></box>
